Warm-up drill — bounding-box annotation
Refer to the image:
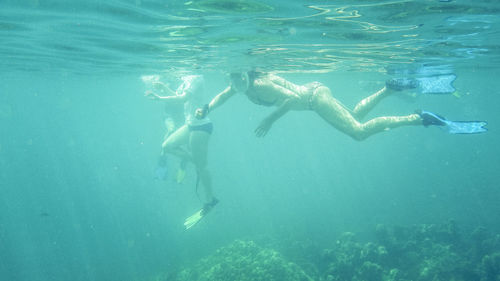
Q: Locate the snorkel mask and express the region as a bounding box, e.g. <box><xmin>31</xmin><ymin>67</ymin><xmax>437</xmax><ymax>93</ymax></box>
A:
<box><xmin>230</xmin><ymin>72</ymin><xmax>250</xmax><ymax>93</ymax></box>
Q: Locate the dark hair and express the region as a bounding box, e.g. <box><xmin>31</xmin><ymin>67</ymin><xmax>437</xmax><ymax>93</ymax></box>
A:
<box><xmin>230</xmin><ymin>70</ymin><xmax>264</xmax><ymax>90</ymax></box>
<box><xmin>229</xmin><ymin>72</ymin><xmax>242</xmax><ymax>81</ymax></box>
<box><xmin>248</xmin><ymin>70</ymin><xmax>265</xmax><ymax>86</ymax></box>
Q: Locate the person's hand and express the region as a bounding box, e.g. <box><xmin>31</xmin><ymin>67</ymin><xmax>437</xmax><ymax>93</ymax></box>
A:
<box><xmin>255</xmin><ymin>118</ymin><xmax>273</xmax><ymax>137</ymax></box>
<box><xmin>144</xmin><ymin>90</ymin><xmax>160</xmax><ymax>100</ymax></box>
<box><xmin>195</xmin><ymin>108</ymin><xmax>204</xmax><ymax>119</ymax></box>
<box><xmin>195</xmin><ymin>104</ymin><xmax>209</xmax><ymax>119</ymax></box>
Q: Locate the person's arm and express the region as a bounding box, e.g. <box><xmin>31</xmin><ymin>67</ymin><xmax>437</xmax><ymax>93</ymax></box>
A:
<box><xmin>145</xmin><ymin>83</ymin><xmax>187</xmax><ymax>103</ymax></box>
<box><xmin>156</xmin><ymin>94</ymin><xmax>187</xmax><ymax>102</ymax></box>
<box><xmin>254</xmin><ymin>98</ymin><xmax>294</xmax><ymax>137</ymax></box>
<box><xmin>208</xmin><ymin>86</ymin><xmax>236</xmax><ymax>112</ymax></box>
<box><xmin>196</xmin><ymin>86</ymin><xmax>236</xmax><ymax>118</ymax></box>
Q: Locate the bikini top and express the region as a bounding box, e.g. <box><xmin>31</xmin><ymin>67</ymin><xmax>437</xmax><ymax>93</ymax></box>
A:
<box><xmin>245</xmin><ymin>81</ymin><xmax>277</xmax><ymax>107</ymax></box>
<box><xmin>245</xmin><ymin>91</ymin><xmax>276</xmax><ymax>106</ymax></box>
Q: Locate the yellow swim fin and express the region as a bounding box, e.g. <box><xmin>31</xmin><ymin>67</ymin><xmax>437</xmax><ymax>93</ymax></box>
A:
<box><xmin>452</xmin><ymin>91</ymin><xmax>462</xmax><ymax>98</ymax></box>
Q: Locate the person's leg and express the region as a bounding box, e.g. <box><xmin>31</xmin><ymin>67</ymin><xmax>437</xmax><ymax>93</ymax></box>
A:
<box><xmin>162</xmin><ymin>124</ymin><xmax>192</xmax><ymax>161</ymax></box>
<box><xmin>312</xmin><ymin>87</ymin><xmax>421</xmax><ymax>141</ymax></box>
<box><xmin>160</xmin><ymin>117</ymin><xmax>176</xmax><ymax>160</ymax></box>
<box><xmin>356</xmin><ymin>114</ymin><xmax>421</xmax><ymax>140</ymax></box>
<box><xmin>162</xmin><ymin>117</ymin><xmax>176</xmax><ymax>143</ymax></box>
<box><xmin>189</xmin><ymin>130</ymin><xmax>214</xmax><ymax>203</ymax></box>
<box><xmin>352</xmin><ymin>86</ymin><xmax>394</xmax><ymax>120</ymax></box>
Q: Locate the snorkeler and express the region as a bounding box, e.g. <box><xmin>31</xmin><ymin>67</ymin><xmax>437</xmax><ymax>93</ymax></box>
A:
<box><xmin>146</xmin><ymin>75</ymin><xmax>218</xmax><ymax>229</ymax></box>
<box><xmin>196</xmin><ymin>71</ymin><xmax>487</xmax><ymax>139</ymax></box>
<box><xmin>143</xmin><ymin>76</ymin><xmax>185</xmax><ymax>182</ymax></box>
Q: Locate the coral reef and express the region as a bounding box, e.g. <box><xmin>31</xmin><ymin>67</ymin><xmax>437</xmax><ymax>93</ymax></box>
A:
<box><xmin>169</xmin><ymin>240</ymin><xmax>314</xmax><ymax>281</ymax></box>
<box><xmin>320</xmin><ymin>221</ymin><xmax>500</xmax><ymax>281</ymax></box>
<box><xmin>160</xmin><ymin>222</ymin><xmax>499</xmax><ymax>281</ymax></box>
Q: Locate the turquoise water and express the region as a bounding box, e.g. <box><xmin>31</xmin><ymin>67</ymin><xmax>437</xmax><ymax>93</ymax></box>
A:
<box><xmin>1</xmin><ymin>1</ymin><xmax>499</xmax><ymax>281</ymax></box>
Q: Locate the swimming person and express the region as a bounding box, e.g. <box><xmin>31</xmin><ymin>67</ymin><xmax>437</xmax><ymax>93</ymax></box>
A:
<box><xmin>146</xmin><ymin>74</ymin><xmax>218</xmax><ymax>229</ymax></box>
<box><xmin>156</xmin><ymin>102</ymin><xmax>185</xmax><ymax>181</ymax></box>
<box><xmin>143</xmin><ymin>75</ymin><xmax>185</xmax><ymax>182</ymax></box>
<box><xmin>196</xmin><ymin>71</ymin><xmax>487</xmax><ymax>139</ymax></box>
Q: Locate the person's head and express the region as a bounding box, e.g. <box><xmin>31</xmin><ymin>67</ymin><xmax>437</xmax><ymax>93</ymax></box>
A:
<box><xmin>230</xmin><ymin>72</ymin><xmax>250</xmax><ymax>93</ymax></box>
